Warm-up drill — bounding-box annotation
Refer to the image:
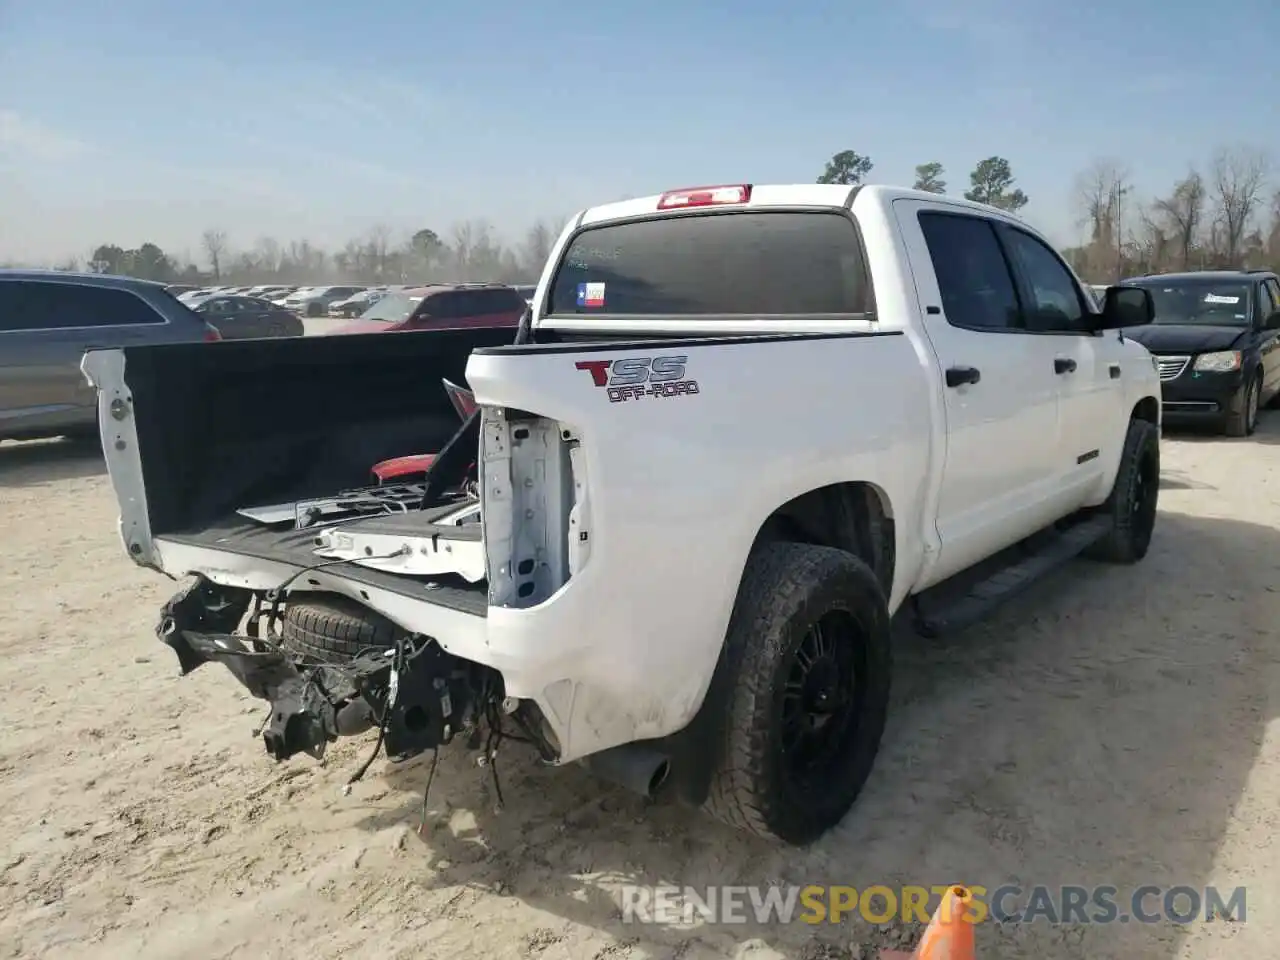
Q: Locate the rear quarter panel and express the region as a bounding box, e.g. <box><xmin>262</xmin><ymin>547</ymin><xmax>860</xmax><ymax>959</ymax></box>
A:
<box><xmin>464</xmin><ymin>332</ymin><xmax>934</xmax><ymax>757</ymax></box>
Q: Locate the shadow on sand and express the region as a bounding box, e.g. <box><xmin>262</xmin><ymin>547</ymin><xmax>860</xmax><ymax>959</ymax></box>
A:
<box><xmin>0</xmin><ymin>437</ymin><xmax>106</xmax><ymax>489</ymax></box>
<box><xmin>332</xmin><ymin>510</ymin><xmax>1277</xmax><ymax>960</ymax></box>
<box><xmin>1164</xmin><ymin>407</ymin><xmax>1280</xmax><ymax>446</ymax></box>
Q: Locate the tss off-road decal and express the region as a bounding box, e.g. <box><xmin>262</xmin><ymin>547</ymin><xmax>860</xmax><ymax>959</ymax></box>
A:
<box><xmin>575</xmin><ymin>355</ymin><xmax>701</xmax><ymax>403</ymax></box>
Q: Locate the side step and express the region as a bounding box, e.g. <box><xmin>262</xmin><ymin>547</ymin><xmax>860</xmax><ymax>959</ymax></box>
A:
<box><xmin>913</xmin><ymin>516</ymin><xmax>1111</xmax><ymax>638</ymax></box>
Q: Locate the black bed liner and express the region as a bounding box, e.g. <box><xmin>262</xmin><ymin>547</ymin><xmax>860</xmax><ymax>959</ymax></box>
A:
<box><xmin>161</xmin><ymin>513</ymin><xmax>488</xmax><ymax>617</ymax></box>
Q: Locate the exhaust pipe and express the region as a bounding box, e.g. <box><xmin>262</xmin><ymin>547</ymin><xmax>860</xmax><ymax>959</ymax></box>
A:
<box><xmin>585</xmin><ymin>743</ymin><xmax>671</xmax><ymax>798</ymax></box>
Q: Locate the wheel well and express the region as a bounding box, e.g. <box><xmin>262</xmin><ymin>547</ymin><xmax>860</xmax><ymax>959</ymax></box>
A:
<box><xmin>1132</xmin><ymin>396</ymin><xmax>1159</xmax><ymax>425</ymax></box>
<box><xmin>751</xmin><ymin>482</ymin><xmax>895</xmax><ymax>596</ymax></box>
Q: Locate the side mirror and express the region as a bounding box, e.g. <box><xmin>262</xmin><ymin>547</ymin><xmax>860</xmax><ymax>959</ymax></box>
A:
<box><xmin>1095</xmin><ymin>285</ymin><xmax>1154</xmax><ymax>331</ymax></box>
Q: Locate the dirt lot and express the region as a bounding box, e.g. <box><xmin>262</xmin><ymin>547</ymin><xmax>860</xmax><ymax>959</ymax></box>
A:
<box><xmin>1</xmin><ymin>424</ymin><xmax>1278</xmax><ymax>960</ymax></box>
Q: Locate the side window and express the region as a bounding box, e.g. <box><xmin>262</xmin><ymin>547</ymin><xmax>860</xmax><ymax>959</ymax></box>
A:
<box><xmin>999</xmin><ymin>227</ymin><xmax>1088</xmax><ymax>333</ymax></box>
<box><xmin>438</xmin><ymin>293</ymin><xmax>468</xmax><ymax>319</ymax></box>
<box><xmin>0</xmin><ymin>282</ymin><xmax>164</xmax><ymax>330</ymax></box>
<box><xmin>917</xmin><ymin>212</ymin><xmax>1021</xmax><ymax>331</ymax></box>
<box><xmin>0</xmin><ymin>281</ymin><xmax>33</xmax><ymax>332</ymax></box>
<box><xmin>412</xmin><ymin>294</ymin><xmax>444</xmax><ymax>321</ymax></box>
<box><xmin>1259</xmin><ymin>279</ymin><xmax>1278</xmax><ymax>320</ymax></box>
<box><xmin>473</xmin><ymin>290</ymin><xmax>517</xmax><ymax>314</ymax></box>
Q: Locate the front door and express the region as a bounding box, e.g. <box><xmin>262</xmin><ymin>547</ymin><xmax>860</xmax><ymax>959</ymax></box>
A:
<box><xmin>995</xmin><ymin>221</ymin><xmax>1120</xmax><ymax>509</ymax></box>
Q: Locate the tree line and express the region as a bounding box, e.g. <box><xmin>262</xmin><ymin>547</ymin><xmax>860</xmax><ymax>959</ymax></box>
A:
<box><xmin>817</xmin><ymin>145</ymin><xmax>1279</xmax><ymax>281</ymax></box>
<box><xmin>7</xmin><ymin>145</ymin><xmax>1278</xmax><ymax>286</ymax></box>
<box><xmin>3</xmin><ymin>219</ymin><xmax>564</xmax><ymax>287</ymax></box>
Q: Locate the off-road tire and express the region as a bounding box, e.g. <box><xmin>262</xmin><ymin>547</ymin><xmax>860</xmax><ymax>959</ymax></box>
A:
<box><xmin>1224</xmin><ymin>370</ymin><xmax>1261</xmax><ymax>437</ymax></box>
<box><xmin>702</xmin><ymin>542</ymin><xmax>892</xmax><ymax>845</ymax></box>
<box><xmin>280</xmin><ymin>593</ymin><xmax>403</xmax><ymax>662</ymax></box>
<box><xmin>1084</xmin><ymin>418</ymin><xmax>1159</xmax><ymax>564</ymax></box>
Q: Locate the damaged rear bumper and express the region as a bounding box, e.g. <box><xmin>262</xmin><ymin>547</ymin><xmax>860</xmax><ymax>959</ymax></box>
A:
<box><xmin>157</xmin><ymin>578</ymin><xmax>489</xmax><ymax>764</ymax></box>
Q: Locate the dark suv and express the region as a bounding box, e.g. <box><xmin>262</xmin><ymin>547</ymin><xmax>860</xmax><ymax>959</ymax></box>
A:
<box><xmin>0</xmin><ymin>270</ymin><xmax>221</xmax><ymax>443</ymax></box>
<box><xmin>1120</xmin><ymin>270</ymin><xmax>1280</xmax><ymax>437</ymax></box>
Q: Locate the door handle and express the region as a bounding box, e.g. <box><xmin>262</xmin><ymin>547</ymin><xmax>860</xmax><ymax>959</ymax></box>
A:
<box><xmin>1054</xmin><ymin>357</ymin><xmax>1077</xmax><ymax>374</ymax></box>
<box><xmin>945</xmin><ymin>365</ymin><xmax>981</xmax><ymax>388</ymax></box>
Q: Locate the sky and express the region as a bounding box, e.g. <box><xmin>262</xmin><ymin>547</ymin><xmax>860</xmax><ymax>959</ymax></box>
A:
<box><xmin>1</xmin><ymin>0</ymin><xmax>1277</xmax><ymax>265</ymax></box>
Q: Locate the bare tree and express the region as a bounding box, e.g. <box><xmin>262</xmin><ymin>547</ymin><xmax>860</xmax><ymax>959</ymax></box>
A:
<box><xmin>253</xmin><ymin>236</ymin><xmax>283</xmax><ymax>276</ymax></box>
<box><xmin>201</xmin><ymin>229</ymin><xmax>228</xmax><ymax>281</ymax></box>
<box><xmin>1129</xmin><ymin>209</ymin><xmax>1172</xmax><ymax>277</ymax></box>
<box><xmin>1210</xmin><ymin>147</ymin><xmax>1270</xmax><ymax>263</ymax></box>
<box><xmin>519</xmin><ymin>221</ymin><xmax>555</xmax><ymax>277</ymax></box>
<box><xmin>1153</xmin><ymin>171</ymin><xmax>1206</xmax><ymax>270</ymax></box>
<box><xmin>1266</xmin><ymin>189</ymin><xmax>1280</xmax><ymax>267</ymax></box>
<box><xmin>367</xmin><ymin>224</ymin><xmax>392</xmax><ymax>278</ymax></box>
<box><xmin>1072</xmin><ymin>160</ymin><xmax>1129</xmax><ymax>280</ymax></box>
<box><xmin>450</xmin><ymin>221</ymin><xmax>475</xmax><ymax>276</ymax></box>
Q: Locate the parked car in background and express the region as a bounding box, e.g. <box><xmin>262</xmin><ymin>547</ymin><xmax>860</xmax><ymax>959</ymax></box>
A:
<box><xmin>331</xmin><ymin>282</ymin><xmax>526</xmax><ymax>334</ymax></box>
<box><xmin>512</xmin><ymin>283</ymin><xmax>536</xmax><ymax>306</ymax></box>
<box><xmin>0</xmin><ymin>270</ymin><xmax>221</xmax><ymax>442</ymax></box>
<box><xmin>1089</xmin><ymin>284</ymin><xmax>1108</xmax><ymax>308</ymax></box>
<box><xmin>1119</xmin><ymin>270</ymin><xmax>1280</xmax><ymax>436</ymax></box>
<box><xmin>283</xmin><ymin>285</ymin><xmax>366</xmax><ymax>317</ymax></box>
<box><xmin>166</xmin><ymin>284</ymin><xmax>203</xmax><ymax>296</ymax></box>
<box><xmin>328</xmin><ymin>288</ymin><xmax>386</xmax><ymax>318</ymax></box>
<box><xmin>270</xmin><ymin>286</ymin><xmax>302</xmax><ymax>305</ymax></box>
<box><xmin>192</xmin><ymin>295</ymin><xmax>305</xmax><ymax>339</ymax></box>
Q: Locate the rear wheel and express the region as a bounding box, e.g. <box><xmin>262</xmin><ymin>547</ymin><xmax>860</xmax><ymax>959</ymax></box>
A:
<box><xmin>703</xmin><ymin>542</ymin><xmax>892</xmax><ymax>845</ymax></box>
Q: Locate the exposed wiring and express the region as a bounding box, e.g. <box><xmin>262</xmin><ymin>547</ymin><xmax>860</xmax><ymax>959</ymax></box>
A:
<box><xmin>345</xmin><ymin>633</ymin><xmax>432</xmax><ymax>786</ymax></box>
<box><xmin>417</xmin><ymin>748</ymin><xmax>440</xmax><ymax>838</ymax></box>
<box><xmin>262</xmin><ymin>546</ymin><xmax>410</xmax><ymax>629</ymax></box>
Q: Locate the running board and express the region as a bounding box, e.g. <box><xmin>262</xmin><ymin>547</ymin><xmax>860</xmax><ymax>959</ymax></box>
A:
<box><xmin>913</xmin><ymin>516</ymin><xmax>1111</xmax><ymax>638</ymax></box>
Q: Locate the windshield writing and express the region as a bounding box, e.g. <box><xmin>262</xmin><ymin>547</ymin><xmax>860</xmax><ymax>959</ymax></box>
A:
<box><xmin>1139</xmin><ymin>282</ymin><xmax>1252</xmax><ymax>326</ymax></box>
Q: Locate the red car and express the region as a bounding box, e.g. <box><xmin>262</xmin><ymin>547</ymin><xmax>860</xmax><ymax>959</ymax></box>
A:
<box><xmin>332</xmin><ymin>282</ymin><xmax>525</xmax><ymax>334</ymax></box>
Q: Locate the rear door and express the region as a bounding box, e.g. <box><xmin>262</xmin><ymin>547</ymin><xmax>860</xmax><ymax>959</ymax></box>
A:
<box><xmin>893</xmin><ymin>201</ymin><xmax>1063</xmax><ymax>586</ymax></box>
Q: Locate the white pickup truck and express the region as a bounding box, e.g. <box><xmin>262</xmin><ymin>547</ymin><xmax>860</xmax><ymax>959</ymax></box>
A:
<box><xmin>83</xmin><ymin>183</ymin><xmax>1162</xmax><ymax>846</ymax></box>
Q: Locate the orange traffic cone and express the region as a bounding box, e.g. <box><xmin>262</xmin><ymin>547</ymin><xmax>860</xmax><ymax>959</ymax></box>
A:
<box><xmin>881</xmin><ymin>885</ymin><xmax>976</xmax><ymax>960</ymax></box>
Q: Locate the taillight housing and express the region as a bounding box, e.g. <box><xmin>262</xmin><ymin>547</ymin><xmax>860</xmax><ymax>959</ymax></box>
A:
<box><xmin>657</xmin><ymin>184</ymin><xmax>752</xmax><ymax>210</ymax></box>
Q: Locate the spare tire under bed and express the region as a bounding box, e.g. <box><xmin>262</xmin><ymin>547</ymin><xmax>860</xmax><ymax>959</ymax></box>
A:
<box><xmin>279</xmin><ymin>593</ymin><xmax>404</xmax><ymax>662</ymax></box>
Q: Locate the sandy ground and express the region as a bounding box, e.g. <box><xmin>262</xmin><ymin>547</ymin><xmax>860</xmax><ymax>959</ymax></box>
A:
<box><xmin>1</xmin><ymin>422</ymin><xmax>1279</xmax><ymax>960</ymax></box>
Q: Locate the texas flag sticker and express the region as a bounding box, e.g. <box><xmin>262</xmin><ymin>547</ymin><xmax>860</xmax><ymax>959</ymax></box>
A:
<box><xmin>576</xmin><ymin>282</ymin><xmax>606</xmax><ymax>308</ymax></box>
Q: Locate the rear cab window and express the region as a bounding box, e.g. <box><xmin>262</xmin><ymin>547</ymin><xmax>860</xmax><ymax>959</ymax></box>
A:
<box><xmin>547</xmin><ymin>210</ymin><xmax>871</xmax><ymax>317</ymax></box>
